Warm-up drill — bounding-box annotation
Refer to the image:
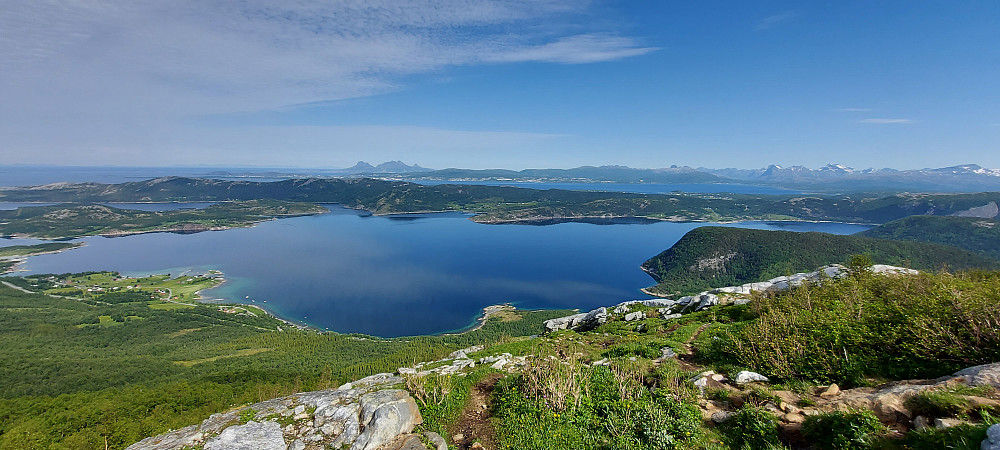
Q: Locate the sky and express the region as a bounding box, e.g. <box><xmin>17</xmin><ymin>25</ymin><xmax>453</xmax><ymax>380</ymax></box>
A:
<box><xmin>1</xmin><ymin>1</ymin><xmax>999</xmax><ymax>170</ymax></box>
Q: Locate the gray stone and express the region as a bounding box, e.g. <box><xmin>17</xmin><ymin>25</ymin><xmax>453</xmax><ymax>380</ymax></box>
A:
<box><xmin>125</xmin><ymin>425</ymin><xmax>202</xmax><ymax>450</ymax></box>
<box><xmin>351</xmin><ymin>390</ymin><xmax>422</xmax><ymax>450</ymax></box>
<box><xmin>613</xmin><ymin>304</ymin><xmax>630</xmax><ymax>314</ymax></box>
<box><xmin>984</xmin><ymin>424</ymin><xmax>1000</xmax><ymax>450</ymax></box>
<box><xmin>711</xmin><ymin>411</ymin><xmax>733</xmax><ymax>423</ymax></box>
<box><xmin>912</xmin><ymin>415</ymin><xmax>930</xmax><ymax>430</ymax></box>
<box><xmin>735</xmin><ymin>371</ymin><xmax>770</xmax><ymax>384</ymax></box>
<box><xmin>204</xmin><ymin>421</ymin><xmax>286</xmax><ymax>450</ymax></box>
<box><xmin>639</xmin><ymin>299</ymin><xmax>678</xmax><ymax>308</ymax></box>
<box><xmin>935</xmin><ymin>418</ymin><xmax>966</xmax><ymax>429</ymax></box>
<box><xmin>543</xmin><ymin>313</ymin><xmax>585</xmax><ymax>332</ymax></box>
<box><xmin>624</xmin><ymin>311</ymin><xmax>645</xmax><ymax>321</ymax></box>
<box><xmin>954</xmin><ymin>362</ymin><xmax>1000</xmax><ymax>387</ymax></box>
<box><xmin>871</xmin><ymin>265</ymin><xmax>919</xmax><ymax>276</ymax></box>
<box><xmin>383</xmin><ymin>434</ymin><xmax>426</xmax><ymax>450</ymax></box>
<box><xmin>578</xmin><ymin>307</ymin><xmax>609</xmax><ymax>330</ymax></box>
<box><xmin>424</xmin><ymin>431</ymin><xmax>448</xmax><ymax>450</ymax></box>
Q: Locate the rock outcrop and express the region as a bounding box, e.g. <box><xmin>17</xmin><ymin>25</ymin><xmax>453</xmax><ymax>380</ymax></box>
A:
<box><xmin>128</xmin><ymin>373</ymin><xmax>431</xmax><ymax>450</ymax></box>
<box><xmin>543</xmin><ymin>307</ymin><xmax>608</xmax><ymax>332</ymax></box>
<box><xmin>543</xmin><ymin>264</ymin><xmax>919</xmax><ymax>333</ymax></box>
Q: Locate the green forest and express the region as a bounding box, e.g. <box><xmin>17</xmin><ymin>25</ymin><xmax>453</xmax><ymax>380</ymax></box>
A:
<box><xmin>641</xmin><ymin>227</ymin><xmax>998</xmax><ymax>296</ymax></box>
<box><xmin>861</xmin><ymin>215</ymin><xmax>1000</xmax><ymax>260</ymax></box>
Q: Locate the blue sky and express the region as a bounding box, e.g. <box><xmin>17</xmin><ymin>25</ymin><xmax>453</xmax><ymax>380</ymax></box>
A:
<box><xmin>1</xmin><ymin>1</ymin><xmax>998</xmax><ymax>170</ymax></box>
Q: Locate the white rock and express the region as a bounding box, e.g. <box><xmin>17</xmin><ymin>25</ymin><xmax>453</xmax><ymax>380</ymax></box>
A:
<box><xmin>624</xmin><ymin>311</ymin><xmax>645</xmax><ymax>322</ymax></box>
<box><xmin>954</xmin><ymin>362</ymin><xmax>1000</xmax><ymax>387</ymax></box>
<box><xmin>204</xmin><ymin>421</ymin><xmax>286</xmax><ymax>450</ymax></box>
<box><xmin>735</xmin><ymin>371</ymin><xmax>770</xmax><ymax>384</ymax></box>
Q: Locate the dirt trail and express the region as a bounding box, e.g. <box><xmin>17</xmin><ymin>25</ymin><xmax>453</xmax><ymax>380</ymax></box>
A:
<box><xmin>449</xmin><ymin>373</ymin><xmax>503</xmax><ymax>450</ymax></box>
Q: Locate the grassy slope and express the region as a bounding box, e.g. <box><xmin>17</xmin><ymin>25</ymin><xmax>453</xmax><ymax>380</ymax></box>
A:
<box><xmin>413</xmin><ymin>269</ymin><xmax>1000</xmax><ymax>450</ymax></box>
<box><xmin>861</xmin><ymin>215</ymin><xmax>1000</xmax><ymax>260</ymax></box>
<box><xmin>0</xmin><ymin>199</ymin><xmax>327</xmax><ymax>238</ymax></box>
<box><xmin>0</xmin><ymin>281</ymin><xmax>570</xmax><ymax>448</ymax></box>
<box><xmin>641</xmin><ymin>227</ymin><xmax>998</xmax><ymax>296</ymax></box>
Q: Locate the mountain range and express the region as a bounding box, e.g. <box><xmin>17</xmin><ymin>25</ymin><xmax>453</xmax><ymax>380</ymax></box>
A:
<box><xmin>387</xmin><ymin>163</ymin><xmax>1000</xmax><ymax>193</ymax></box>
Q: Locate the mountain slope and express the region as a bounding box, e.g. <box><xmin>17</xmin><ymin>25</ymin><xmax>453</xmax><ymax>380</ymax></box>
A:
<box><xmin>860</xmin><ymin>215</ymin><xmax>1000</xmax><ymax>260</ymax></box>
<box><xmin>641</xmin><ymin>227</ymin><xmax>998</xmax><ymax>296</ymax></box>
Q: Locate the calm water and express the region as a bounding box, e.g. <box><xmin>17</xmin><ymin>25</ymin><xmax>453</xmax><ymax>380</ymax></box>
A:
<box><xmin>5</xmin><ymin>207</ymin><xmax>871</xmax><ymax>337</ymax></box>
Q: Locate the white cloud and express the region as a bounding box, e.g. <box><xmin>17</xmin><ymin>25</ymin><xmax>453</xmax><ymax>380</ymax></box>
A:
<box><xmin>857</xmin><ymin>118</ymin><xmax>914</xmax><ymax>124</ymax></box>
<box><xmin>0</xmin><ymin>0</ymin><xmax>652</xmax><ymax>165</ymax></box>
<box><xmin>755</xmin><ymin>11</ymin><xmax>799</xmax><ymax>31</ymax></box>
<box><xmin>0</xmin><ymin>0</ymin><xmax>650</xmax><ymax>116</ymax></box>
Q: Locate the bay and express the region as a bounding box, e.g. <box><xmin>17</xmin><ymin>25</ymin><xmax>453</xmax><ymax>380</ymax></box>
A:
<box><xmin>8</xmin><ymin>206</ymin><xmax>870</xmax><ymax>337</ymax></box>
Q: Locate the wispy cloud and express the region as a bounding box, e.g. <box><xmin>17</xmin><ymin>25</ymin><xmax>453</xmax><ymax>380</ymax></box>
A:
<box><xmin>0</xmin><ymin>0</ymin><xmax>653</xmax><ymax>165</ymax></box>
<box><xmin>755</xmin><ymin>11</ymin><xmax>799</xmax><ymax>31</ymax></box>
<box><xmin>1</xmin><ymin>1</ymin><xmax>652</xmax><ymax>114</ymax></box>
<box><xmin>485</xmin><ymin>34</ymin><xmax>658</xmax><ymax>64</ymax></box>
<box><xmin>858</xmin><ymin>118</ymin><xmax>914</xmax><ymax>124</ymax></box>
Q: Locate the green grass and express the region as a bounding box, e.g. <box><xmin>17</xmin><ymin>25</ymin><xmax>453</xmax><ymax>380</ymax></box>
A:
<box><xmin>0</xmin><ymin>279</ymin><xmax>570</xmax><ymax>449</ymax></box>
<box><xmin>694</xmin><ymin>269</ymin><xmax>1000</xmax><ymax>386</ymax></box>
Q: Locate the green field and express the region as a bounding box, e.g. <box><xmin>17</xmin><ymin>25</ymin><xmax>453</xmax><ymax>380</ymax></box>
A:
<box><xmin>0</xmin><ymin>277</ymin><xmax>571</xmax><ymax>449</ymax></box>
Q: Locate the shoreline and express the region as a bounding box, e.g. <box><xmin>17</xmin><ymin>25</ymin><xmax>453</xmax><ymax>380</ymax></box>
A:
<box><xmin>0</xmin><ymin>243</ymin><xmax>87</xmax><ymax>274</ymax></box>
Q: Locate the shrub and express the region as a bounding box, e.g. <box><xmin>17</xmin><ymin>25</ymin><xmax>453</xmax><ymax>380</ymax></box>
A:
<box><xmin>718</xmin><ymin>405</ymin><xmax>782</xmax><ymax>449</ymax></box>
<box><xmin>695</xmin><ymin>271</ymin><xmax>1000</xmax><ymax>386</ymax></box>
<box><xmin>886</xmin><ymin>420</ymin><xmax>992</xmax><ymax>450</ymax></box>
<box><xmin>801</xmin><ymin>410</ymin><xmax>885</xmax><ymax>450</ymax></box>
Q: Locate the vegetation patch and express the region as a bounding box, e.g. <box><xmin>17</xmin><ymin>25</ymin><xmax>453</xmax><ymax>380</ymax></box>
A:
<box><xmin>694</xmin><ymin>269</ymin><xmax>1000</xmax><ymax>385</ymax></box>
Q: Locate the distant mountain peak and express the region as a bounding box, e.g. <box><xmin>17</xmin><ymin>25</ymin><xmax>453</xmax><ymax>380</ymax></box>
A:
<box><xmin>343</xmin><ymin>161</ymin><xmax>429</xmax><ymax>174</ymax></box>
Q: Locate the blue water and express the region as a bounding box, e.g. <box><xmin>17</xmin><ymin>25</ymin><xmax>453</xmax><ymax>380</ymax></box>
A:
<box><xmin>412</xmin><ymin>180</ymin><xmax>800</xmax><ymax>195</ymax></box>
<box><xmin>6</xmin><ymin>206</ymin><xmax>871</xmax><ymax>337</ymax></box>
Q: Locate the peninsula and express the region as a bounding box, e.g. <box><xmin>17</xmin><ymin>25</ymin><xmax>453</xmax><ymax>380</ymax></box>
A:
<box><xmin>0</xmin><ymin>199</ymin><xmax>328</xmax><ymax>239</ymax></box>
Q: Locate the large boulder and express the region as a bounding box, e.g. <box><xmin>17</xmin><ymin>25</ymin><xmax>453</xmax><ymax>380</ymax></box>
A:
<box><xmin>351</xmin><ymin>390</ymin><xmax>423</xmax><ymax>450</ymax></box>
<box><xmin>204</xmin><ymin>421</ymin><xmax>286</xmax><ymax>450</ymax></box>
<box><xmin>982</xmin><ymin>423</ymin><xmax>1000</xmax><ymax>450</ymax></box>
<box><xmin>624</xmin><ymin>311</ymin><xmax>645</xmax><ymax>322</ymax></box>
<box><xmin>953</xmin><ymin>362</ymin><xmax>1000</xmax><ymax>388</ymax></box>
<box><xmin>128</xmin><ymin>382</ymin><xmax>422</xmax><ymax>450</ymax></box>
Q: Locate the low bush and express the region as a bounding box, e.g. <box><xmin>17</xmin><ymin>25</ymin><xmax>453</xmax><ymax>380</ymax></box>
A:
<box><xmin>801</xmin><ymin>410</ymin><xmax>885</xmax><ymax>449</ymax></box>
<box><xmin>696</xmin><ymin>270</ymin><xmax>1000</xmax><ymax>386</ymax></box>
<box><xmin>717</xmin><ymin>405</ymin><xmax>783</xmax><ymax>450</ymax></box>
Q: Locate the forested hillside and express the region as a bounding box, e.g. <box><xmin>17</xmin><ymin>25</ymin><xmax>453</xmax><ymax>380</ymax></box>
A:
<box><xmin>861</xmin><ymin>215</ymin><xmax>1000</xmax><ymax>260</ymax></box>
<box><xmin>641</xmin><ymin>227</ymin><xmax>998</xmax><ymax>296</ymax></box>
